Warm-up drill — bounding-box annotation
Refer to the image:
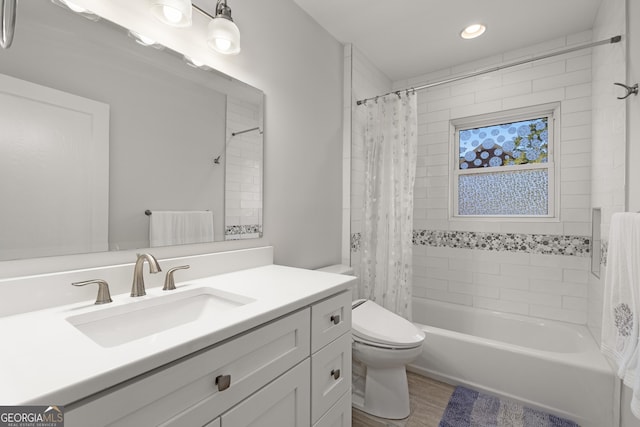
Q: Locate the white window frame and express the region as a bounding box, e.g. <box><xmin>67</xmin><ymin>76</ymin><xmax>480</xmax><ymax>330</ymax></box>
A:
<box><xmin>449</xmin><ymin>103</ymin><xmax>560</xmax><ymax>221</ymax></box>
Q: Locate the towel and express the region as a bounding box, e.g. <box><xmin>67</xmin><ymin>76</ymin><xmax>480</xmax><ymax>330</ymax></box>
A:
<box><xmin>149</xmin><ymin>211</ymin><xmax>214</xmax><ymax>247</ymax></box>
<box><xmin>601</xmin><ymin>212</ymin><xmax>640</xmax><ymax>417</ymax></box>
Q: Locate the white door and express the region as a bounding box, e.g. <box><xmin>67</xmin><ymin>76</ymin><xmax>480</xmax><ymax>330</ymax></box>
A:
<box><xmin>0</xmin><ymin>73</ymin><xmax>109</xmax><ymax>260</ymax></box>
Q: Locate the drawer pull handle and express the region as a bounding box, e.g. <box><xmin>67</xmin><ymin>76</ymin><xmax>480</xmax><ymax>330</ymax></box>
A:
<box><xmin>330</xmin><ymin>369</ymin><xmax>341</xmax><ymax>380</ymax></box>
<box><xmin>330</xmin><ymin>314</ymin><xmax>340</xmax><ymax>325</ymax></box>
<box><xmin>215</xmin><ymin>374</ymin><xmax>231</xmax><ymax>391</ymax></box>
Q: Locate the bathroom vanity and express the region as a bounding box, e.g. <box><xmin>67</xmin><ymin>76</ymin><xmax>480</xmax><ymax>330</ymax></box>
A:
<box><xmin>0</xmin><ymin>248</ymin><xmax>354</xmax><ymax>426</ymax></box>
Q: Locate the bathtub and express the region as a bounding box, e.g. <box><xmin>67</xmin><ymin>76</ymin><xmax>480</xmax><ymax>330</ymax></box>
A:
<box><xmin>409</xmin><ymin>298</ymin><xmax>618</xmax><ymax>427</ymax></box>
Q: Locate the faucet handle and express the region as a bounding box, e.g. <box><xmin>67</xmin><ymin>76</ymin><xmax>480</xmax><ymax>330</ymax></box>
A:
<box><xmin>163</xmin><ymin>265</ymin><xmax>190</xmax><ymax>291</ymax></box>
<box><xmin>72</xmin><ymin>279</ymin><xmax>113</xmax><ymax>305</ymax></box>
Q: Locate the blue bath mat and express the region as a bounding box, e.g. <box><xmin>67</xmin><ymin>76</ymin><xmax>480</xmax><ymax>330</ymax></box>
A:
<box><xmin>439</xmin><ymin>386</ymin><xmax>580</xmax><ymax>427</ymax></box>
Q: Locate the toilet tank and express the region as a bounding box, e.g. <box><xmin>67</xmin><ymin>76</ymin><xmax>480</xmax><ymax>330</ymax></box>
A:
<box><xmin>315</xmin><ymin>264</ymin><xmax>354</xmax><ymax>275</ymax></box>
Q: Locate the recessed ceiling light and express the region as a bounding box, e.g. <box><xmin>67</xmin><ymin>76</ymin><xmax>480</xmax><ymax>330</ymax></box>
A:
<box><xmin>461</xmin><ymin>24</ymin><xmax>486</xmax><ymax>40</ymax></box>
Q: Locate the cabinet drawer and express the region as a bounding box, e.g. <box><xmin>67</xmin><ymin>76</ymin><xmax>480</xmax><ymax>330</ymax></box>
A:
<box><xmin>311</xmin><ymin>290</ymin><xmax>351</xmax><ymax>352</ymax></box>
<box><xmin>314</xmin><ymin>391</ymin><xmax>352</xmax><ymax>427</ymax></box>
<box><xmin>311</xmin><ymin>332</ymin><xmax>352</xmax><ymax>423</ymax></box>
<box><xmin>66</xmin><ymin>309</ymin><xmax>310</xmax><ymax>427</ymax></box>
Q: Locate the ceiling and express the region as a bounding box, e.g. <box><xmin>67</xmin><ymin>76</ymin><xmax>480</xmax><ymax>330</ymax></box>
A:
<box><xmin>293</xmin><ymin>0</ymin><xmax>604</xmax><ymax>82</ymax></box>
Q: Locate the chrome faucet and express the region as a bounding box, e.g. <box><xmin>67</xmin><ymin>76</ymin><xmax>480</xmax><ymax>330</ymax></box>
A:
<box><xmin>131</xmin><ymin>253</ymin><xmax>161</xmax><ymax>297</ymax></box>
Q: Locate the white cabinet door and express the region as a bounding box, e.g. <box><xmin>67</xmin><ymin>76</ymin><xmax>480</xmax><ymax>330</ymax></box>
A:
<box><xmin>221</xmin><ymin>359</ymin><xmax>310</xmax><ymax>427</ymax></box>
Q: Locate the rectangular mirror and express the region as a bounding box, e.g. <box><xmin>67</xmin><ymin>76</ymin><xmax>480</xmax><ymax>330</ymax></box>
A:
<box><xmin>0</xmin><ymin>1</ymin><xmax>263</xmax><ymax>261</ymax></box>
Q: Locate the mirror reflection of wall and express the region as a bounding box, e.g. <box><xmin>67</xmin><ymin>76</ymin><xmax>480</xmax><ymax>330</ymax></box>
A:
<box><xmin>0</xmin><ymin>73</ymin><xmax>109</xmax><ymax>260</ymax></box>
<box><xmin>225</xmin><ymin>97</ymin><xmax>263</xmax><ymax>240</ymax></box>
<box><xmin>0</xmin><ymin>1</ymin><xmax>263</xmax><ymax>261</ymax></box>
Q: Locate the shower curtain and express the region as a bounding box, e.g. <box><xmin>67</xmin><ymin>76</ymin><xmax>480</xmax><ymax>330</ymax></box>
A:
<box><xmin>359</xmin><ymin>92</ymin><xmax>417</xmax><ymax>320</ymax></box>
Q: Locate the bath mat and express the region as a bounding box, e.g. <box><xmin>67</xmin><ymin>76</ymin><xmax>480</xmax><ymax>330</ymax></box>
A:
<box><xmin>438</xmin><ymin>386</ymin><xmax>579</xmax><ymax>427</ymax></box>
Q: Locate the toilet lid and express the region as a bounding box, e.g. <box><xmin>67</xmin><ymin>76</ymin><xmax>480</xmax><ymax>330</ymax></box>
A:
<box><xmin>352</xmin><ymin>300</ymin><xmax>425</xmax><ymax>348</ymax></box>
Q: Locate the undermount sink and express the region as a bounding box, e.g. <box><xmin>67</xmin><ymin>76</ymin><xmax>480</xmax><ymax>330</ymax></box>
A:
<box><xmin>66</xmin><ymin>287</ymin><xmax>255</xmax><ymax>348</ymax></box>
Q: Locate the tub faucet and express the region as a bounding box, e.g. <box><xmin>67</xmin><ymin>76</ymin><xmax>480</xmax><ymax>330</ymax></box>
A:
<box><xmin>131</xmin><ymin>253</ymin><xmax>161</xmax><ymax>297</ymax></box>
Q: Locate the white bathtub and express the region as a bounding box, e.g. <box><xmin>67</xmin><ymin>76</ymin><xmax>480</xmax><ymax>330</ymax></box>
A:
<box><xmin>409</xmin><ymin>298</ymin><xmax>618</xmax><ymax>427</ymax></box>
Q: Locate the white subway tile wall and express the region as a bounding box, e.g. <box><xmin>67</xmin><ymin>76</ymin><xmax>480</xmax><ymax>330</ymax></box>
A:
<box><xmin>225</xmin><ymin>97</ymin><xmax>263</xmax><ymax>240</ymax></box>
<box><xmin>350</xmin><ymin>32</ymin><xmax>599</xmax><ymax>325</ymax></box>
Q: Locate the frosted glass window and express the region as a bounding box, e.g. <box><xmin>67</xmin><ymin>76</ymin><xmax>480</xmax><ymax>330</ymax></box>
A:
<box><xmin>459</xmin><ymin>118</ymin><xmax>548</xmax><ymax>170</ymax></box>
<box><xmin>452</xmin><ymin>105</ymin><xmax>558</xmax><ymax>218</ymax></box>
<box><xmin>458</xmin><ymin>169</ymin><xmax>549</xmax><ymax>216</ymax></box>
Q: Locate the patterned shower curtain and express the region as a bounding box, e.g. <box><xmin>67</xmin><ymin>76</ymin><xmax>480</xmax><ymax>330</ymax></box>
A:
<box><xmin>359</xmin><ymin>92</ymin><xmax>417</xmax><ymax>320</ymax></box>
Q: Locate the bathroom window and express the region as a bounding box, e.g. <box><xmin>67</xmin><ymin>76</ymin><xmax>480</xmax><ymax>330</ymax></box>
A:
<box><xmin>451</xmin><ymin>104</ymin><xmax>559</xmax><ymax>218</ymax></box>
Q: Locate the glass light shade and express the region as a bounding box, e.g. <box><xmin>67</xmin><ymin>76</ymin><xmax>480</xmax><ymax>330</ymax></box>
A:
<box><xmin>151</xmin><ymin>0</ymin><xmax>192</xmax><ymax>27</ymax></box>
<box><xmin>207</xmin><ymin>17</ymin><xmax>240</xmax><ymax>55</ymax></box>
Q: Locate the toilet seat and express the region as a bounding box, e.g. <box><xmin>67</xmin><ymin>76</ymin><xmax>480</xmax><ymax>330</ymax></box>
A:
<box><xmin>352</xmin><ymin>300</ymin><xmax>425</xmax><ymax>349</ymax></box>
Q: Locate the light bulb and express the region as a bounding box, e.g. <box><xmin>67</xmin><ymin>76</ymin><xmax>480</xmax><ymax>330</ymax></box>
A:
<box><xmin>466</xmin><ymin>24</ymin><xmax>482</xmax><ymax>34</ymax></box>
<box><xmin>150</xmin><ymin>0</ymin><xmax>192</xmax><ymax>27</ymax></box>
<box><xmin>215</xmin><ymin>38</ymin><xmax>232</xmax><ymax>52</ymax></box>
<box><xmin>162</xmin><ymin>6</ymin><xmax>183</xmax><ymax>24</ymax></box>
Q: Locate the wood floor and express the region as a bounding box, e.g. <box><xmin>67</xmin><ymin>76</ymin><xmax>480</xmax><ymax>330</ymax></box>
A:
<box><xmin>352</xmin><ymin>371</ymin><xmax>455</xmax><ymax>427</ymax></box>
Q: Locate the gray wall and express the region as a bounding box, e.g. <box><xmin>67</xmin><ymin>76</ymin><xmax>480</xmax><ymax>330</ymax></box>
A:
<box><xmin>226</xmin><ymin>0</ymin><xmax>344</xmax><ymax>268</ymax></box>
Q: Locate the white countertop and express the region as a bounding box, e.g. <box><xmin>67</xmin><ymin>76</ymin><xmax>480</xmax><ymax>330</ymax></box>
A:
<box><xmin>0</xmin><ymin>264</ymin><xmax>354</xmax><ymax>405</ymax></box>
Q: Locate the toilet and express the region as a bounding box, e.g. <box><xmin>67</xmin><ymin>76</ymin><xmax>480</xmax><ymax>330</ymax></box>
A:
<box><xmin>351</xmin><ymin>299</ymin><xmax>425</xmax><ymax>419</ymax></box>
<box><xmin>316</xmin><ymin>264</ymin><xmax>426</xmax><ymax>420</ymax></box>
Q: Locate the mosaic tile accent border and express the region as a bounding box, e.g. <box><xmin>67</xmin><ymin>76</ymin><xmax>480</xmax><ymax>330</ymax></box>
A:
<box><xmin>351</xmin><ymin>232</ymin><xmax>361</xmax><ymax>253</ymax></box>
<box><xmin>225</xmin><ymin>224</ymin><xmax>262</xmax><ymax>236</ymax></box>
<box><xmin>601</xmin><ymin>240</ymin><xmax>608</xmax><ymax>266</ymax></box>
<box><xmin>351</xmin><ymin>230</ymin><xmax>591</xmax><ymax>257</ymax></box>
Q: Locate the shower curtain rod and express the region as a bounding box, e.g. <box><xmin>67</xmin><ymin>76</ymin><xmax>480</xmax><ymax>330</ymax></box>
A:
<box><xmin>356</xmin><ymin>35</ymin><xmax>622</xmax><ymax>106</ymax></box>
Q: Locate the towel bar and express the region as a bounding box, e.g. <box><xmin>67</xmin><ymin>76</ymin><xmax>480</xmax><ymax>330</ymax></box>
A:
<box><xmin>145</xmin><ymin>209</ymin><xmax>210</xmax><ymax>216</ymax></box>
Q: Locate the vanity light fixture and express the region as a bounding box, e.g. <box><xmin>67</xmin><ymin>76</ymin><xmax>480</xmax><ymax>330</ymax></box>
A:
<box><xmin>151</xmin><ymin>0</ymin><xmax>193</xmax><ymax>28</ymax></box>
<box><xmin>206</xmin><ymin>0</ymin><xmax>241</xmax><ymax>55</ymax></box>
<box><xmin>460</xmin><ymin>23</ymin><xmax>486</xmax><ymax>40</ymax></box>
